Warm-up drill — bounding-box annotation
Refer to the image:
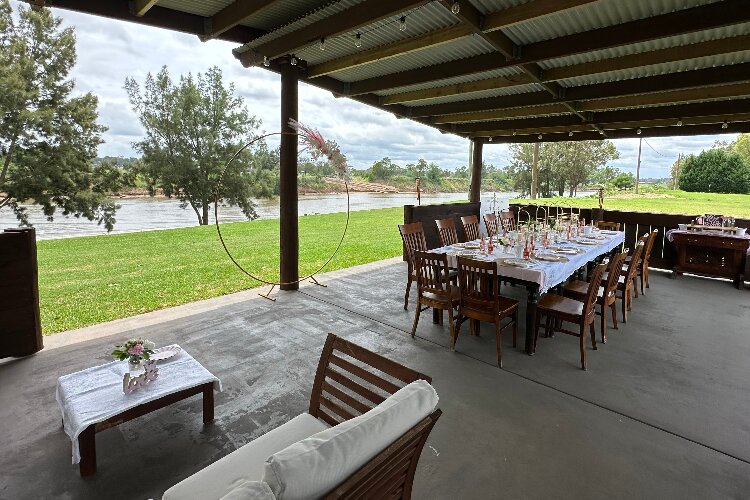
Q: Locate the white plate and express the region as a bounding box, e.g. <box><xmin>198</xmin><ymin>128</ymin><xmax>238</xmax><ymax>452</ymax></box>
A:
<box><xmin>600</xmin><ymin>230</ymin><xmax>619</xmax><ymax>235</ymax></box>
<box><xmin>499</xmin><ymin>258</ymin><xmax>533</xmax><ymax>268</ymax></box>
<box><xmin>464</xmin><ymin>242</ymin><xmax>480</xmax><ymax>249</ymax></box>
<box><xmin>535</xmin><ymin>254</ymin><xmax>568</xmax><ymax>262</ymax></box>
<box><xmin>150</xmin><ymin>344</ymin><xmax>182</xmax><ymax>362</ymax></box>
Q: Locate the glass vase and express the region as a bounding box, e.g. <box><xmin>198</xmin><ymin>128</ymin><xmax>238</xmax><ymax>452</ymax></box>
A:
<box><xmin>127</xmin><ymin>357</ymin><xmax>145</xmax><ymax>376</ymax></box>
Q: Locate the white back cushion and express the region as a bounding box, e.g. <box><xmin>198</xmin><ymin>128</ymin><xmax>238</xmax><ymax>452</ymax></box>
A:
<box><xmin>219</xmin><ymin>480</ymin><xmax>276</xmax><ymax>500</ymax></box>
<box><xmin>263</xmin><ymin>379</ymin><xmax>438</xmax><ymax>500</ymax></box>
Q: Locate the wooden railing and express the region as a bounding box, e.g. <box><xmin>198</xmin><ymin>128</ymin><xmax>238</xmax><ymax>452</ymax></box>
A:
<box><xmin>510</xmin><ymin>204</ymin><xmax>750</xmax><ymax>272</ymax></box>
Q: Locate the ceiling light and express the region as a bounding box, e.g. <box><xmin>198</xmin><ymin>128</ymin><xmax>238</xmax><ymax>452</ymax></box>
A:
<box><xmin>354</xmin><ymin>33</ymin><xmax>362</xmax><ymax>48</ymax></box>
<box><xmin>319</xmin><ymin>37</ymin><xmax>326</xmax><ymax>51</ymax></box>
<box><xmin>568</xmin><ymin>131</ymin><xmax>573</xmax><ymax>137</ymax></box>
<box><xmin>722</xmin><ymin>121</ymin><xmax>728</xmax><ymax>129</ymax></box>
<box><xmin>263</xmin><ymin>56</ymin><xmax>270</xmax><ymax>67</ymax></box>
<box><xmin>512</xmin><ymin>129</ymin><xmax>517</xmax><ymax>136</ymax></box>
<box><xmin>290</xmin><ymin>55</ymin><xmax>297</xmax><ymax>66</ymax></box>
<box><xmin>636</xmin><ymin>128</ymin><xmax>642</xmax><ymax>135</ymax></box>
<box><xmin>677</xmin><ymin>120</ymin><xmax>683</xmax><ymax>127</ymax></box>
<box><xmin>488</xmin><ymin>136</ymin><xmax>493</xmax><ymax>142</ymax></box>
<box><xmin>400</xmin><ymin>16</ymin><xmax>407</xmax><ymax>31</ymax></box>
<box><xmin>538</xmin><ymin>134</ymin><xmax>542</xmax><ymax>140</ymax></box>
<box><xmin>451</xmin><ymin>1</ymin><xmax>461</xmax><ymax>14</ymax></box>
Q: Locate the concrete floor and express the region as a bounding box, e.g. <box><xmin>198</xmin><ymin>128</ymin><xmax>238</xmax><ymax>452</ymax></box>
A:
<box><xmin>1</xmin><ymin>258</ymin><xmax>750</xmax><ymax>500</ymax></box>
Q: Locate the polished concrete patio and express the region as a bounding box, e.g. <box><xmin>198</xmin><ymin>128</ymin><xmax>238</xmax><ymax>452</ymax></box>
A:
<box><xmin>1</xmin><ymin>257</ymin><xmax>749</xmax><ymax>499</ymax></box>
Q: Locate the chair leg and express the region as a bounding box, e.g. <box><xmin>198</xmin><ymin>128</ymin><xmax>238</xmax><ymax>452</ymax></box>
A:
<box><xmin>438</xmin><ymin>309</ymin><xmax>444</xmax><ymax>325</ymax></box>
<box><xmin>404</xmin><ymin>278</ymin><xmax>412</xmax><ymax>310</ymax></box>
<box><xmin>533</xmin><ymin>311</ymin><xmax>542</xmax><ymax>353</ymax></box>
<box><xmin>447</xmin><ymin>306</ymin><xmax>456</xmax><ymax>350</ymax></box>
<box><xmin>632</xmin><ymin>275</ymin><xmax>638</xmax><ymax>298</ymax></box>
<box><xmin>621</xmin><ymin>291</ymin><xmax>628</xmax><ymax>323</ymax></box>
<box><xmin>410</xmin><ymin>303</ymin><xmax>421</xmax><ymax>338</ymax></box>
<box><xmin>495</xmin><ymin>320</ymin><xmax>503</xmax><ymax>368</ymax></box>
<box><xmin>473</xmin><ymin>319</ymin><xmax>481</xmax><ymax>336</ymax></box>
<box><xmin>590</xmin><ymin>320</ymin><xmax>597</xmax><ymax>350</ymax></box>
<box><xmin>453</xmin><ymin>314</ymin><xmax>463</xmax><ymax>352</ymax></box>
<box><xmin>579</xmin><ymin>322</ymin><xmax>587</xmax><ymax>370</ymax></box>
<box><xmin>600</xmin><ymin>304</ymin><xmax>607</xmax><ymax>344</ymax></box>
<box><xmin>611</xmin><ymin>301</ymin><xmax>618</xmax><ymax>330</ymax></box>
<box><xmin>545</xmin><ymin>316</ymin><xmax>553</xmax><ymax>338</ymax></box>
<box><xmin>512</xmin><ymin>311</ymin><xmax>518</xmax><ymax>348</ymax></box>
<box><xmin>645</xmin><ymin>265</ymin><xmax>650</xmax><ymax>289</ymax></box>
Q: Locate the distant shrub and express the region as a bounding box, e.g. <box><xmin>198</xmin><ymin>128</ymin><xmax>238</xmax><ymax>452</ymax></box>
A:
<box><xmin>610</xmin><ymin>172</ymin><xmax>635</xmax><ymax>190</ymax></box>
<box><xmin>678</xmin><ymin>149</ymin><xmax>750</xmax><ymax>194</ymax></box>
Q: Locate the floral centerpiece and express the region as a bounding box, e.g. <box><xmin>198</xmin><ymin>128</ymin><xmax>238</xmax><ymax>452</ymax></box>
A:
<box><xmin>112</xmin><ymin>338</ymin><xmax>155</xmax><ymax>365</ymax></box>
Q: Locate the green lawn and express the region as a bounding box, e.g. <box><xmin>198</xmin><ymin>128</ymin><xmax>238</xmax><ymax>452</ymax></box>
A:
<box><xmin>512</xmin><ymin>190</ymin><xmax>750</xmax><ymax>218</ymax></box>
<box><xmin>37</xmin><ymin>206</ymin><xmax>404</xmax><ymax>334</ymax></box>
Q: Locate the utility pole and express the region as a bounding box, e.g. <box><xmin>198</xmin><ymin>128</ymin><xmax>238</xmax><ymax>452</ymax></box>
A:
<box><xmin>673</xmin><ymin>153</ymin><xmax>682</xmax><ymax>189</ymax></box>
<box><xmin>635</xmin><ymin>137</ymin><xmax>642</xmax><ymax>194</ymax></box>
<box><xmin>531</xmin><ymin>141</ymin><xmax>540</xmax><ymax>199</ymax></box>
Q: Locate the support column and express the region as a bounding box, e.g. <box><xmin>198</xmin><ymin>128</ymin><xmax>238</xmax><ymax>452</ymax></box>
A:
<box><xmin>469</xmin><ymin>139</ymin><xmax>483</xmax><ymax>203</ymax></box>
<box><xmin>279</xmin><ymin>62</ymin><xmax>299</xmax><ymax>290</ymax></box>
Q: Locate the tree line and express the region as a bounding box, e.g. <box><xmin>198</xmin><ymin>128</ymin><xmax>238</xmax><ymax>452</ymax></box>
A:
<box><xmin>671</xmin><ymin>135</ymin><xmax>750</xmax><ymax>194</ymax></box>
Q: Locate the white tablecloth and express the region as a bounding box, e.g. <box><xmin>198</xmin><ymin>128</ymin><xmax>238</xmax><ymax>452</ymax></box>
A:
<box><xmin>431</xmin><ymin>231</ymin><xmax>625</xmax><ymax>294</ymax></box>
<box><xmin>56</xmin><ymin>346</ymin><xmax>222</xmax><ymax>464</ymax></box>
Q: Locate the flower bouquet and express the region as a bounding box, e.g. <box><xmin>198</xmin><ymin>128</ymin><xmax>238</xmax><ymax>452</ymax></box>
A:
<box><xmin>112</xmin><ymin>338</ymin><xmax>155</xmax><ymax>364</ymax></box>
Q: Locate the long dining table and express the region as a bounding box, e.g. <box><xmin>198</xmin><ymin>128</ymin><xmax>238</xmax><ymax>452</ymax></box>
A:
<box><xmin>430</xmin><ymin>230</ymin><xmax>626</xmax><ymax>354</ymax></box>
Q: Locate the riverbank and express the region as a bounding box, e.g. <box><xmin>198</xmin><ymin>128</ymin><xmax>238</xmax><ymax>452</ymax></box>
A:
<box><xmin>37</xmin><ymin>206</ymin><xmax>404</xmax><ymax>334</ymax></box>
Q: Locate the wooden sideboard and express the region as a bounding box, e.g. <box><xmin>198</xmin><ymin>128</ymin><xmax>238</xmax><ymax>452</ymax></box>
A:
<box><xmin>671</xmin><ymin>231</ymin><xmax>749</xmax><ymax>289</ymax></box>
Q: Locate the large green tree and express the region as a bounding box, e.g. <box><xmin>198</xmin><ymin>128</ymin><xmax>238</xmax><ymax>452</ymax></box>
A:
<box><xmin>125</xmin><ymin>66</ymin><xmax>266</xmax><ymax>225</ymax></box>
<box><xmin>678</xmin><ymin>148</ymin><xmax>750</xmax><ymax>194</ymax></box>
<box><xmin>0</xmin><ymin>1</ymin><xmax>116</xmax><ymax>229</ymax></box>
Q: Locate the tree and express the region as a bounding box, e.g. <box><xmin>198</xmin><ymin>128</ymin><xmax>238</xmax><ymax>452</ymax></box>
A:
<box><xmin>732</xmin><ymin>133</ymin><xmax>750</xmax><ymax>165</ymax></box>
<box><xmin>0</xmin><ymin>1</ymin><xmax>116</xmax><ymax>229</ymax></box>
<box><xmin>125</xmin><ymin>66</ymin><xmax>265</xmax><ymax>225</ymax></box>
<box><xmin>610</xmin><ymin>172</ymin><xmax>635</xmax><ymax>190</ymax></box>
<box><xmin>366</xmin><ymin>157</ymin><xmax>401</xmax><ymax>182</ymax></box>
<box><xmin>678</xmin><ymin>149</ymin><xmax>750</xmax><ymax>194</ymax></box>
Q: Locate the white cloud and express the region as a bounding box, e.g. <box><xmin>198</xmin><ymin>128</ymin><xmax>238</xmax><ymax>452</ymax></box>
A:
<box><xmin>14</xmin><ymin>1</ymin><xmax>740</xmax><ymax>174</ymax></box>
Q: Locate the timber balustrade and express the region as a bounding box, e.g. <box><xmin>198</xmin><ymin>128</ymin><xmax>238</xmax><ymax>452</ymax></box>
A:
<box><xmin>509</xmin><ymin>204</ymin><xmax>750</xmax><ymax>274</ymax></box>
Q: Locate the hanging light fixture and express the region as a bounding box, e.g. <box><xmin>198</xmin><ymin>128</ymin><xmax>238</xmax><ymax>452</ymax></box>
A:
<box><xmin>636</xmin><ymin>128</ymin><xmax>642</xmax><ymax>135</ymax></box>
<box><xmin>400</xmin><ymin>16</ymin><xmax>407</xmax><ymax>31</ymax></box>
<box><xmin>263</xmin><ymin>56</ymin><xmax>270</xmax><ymax>67</ymax></box>
<box><xmin>722</xmin><ymin>121</ymin><xmax>728</xmax><ymax>129</ymax></box>
<box><xmin>354</xmin><ymin>32</ymin><xmax>362</xmax><ymax>48</ymax></box>
<box><xmin>568</xmin><ymin>131</ymin><xmax>573</xmax><ymax>137</ymax></box>
<box><xmin>290</xmin><ymin>55</ymin><xmax>297</xmax><ymax>66</ymax></box>
<box><xmin>677</xmin><ymin>119</ymin><xmax>683</xmax><ymax>127</ymax></box>
<box><xmin>488</xmin><ymin>136</ymin><xmax>493</xmax><ymax>142</ymax></box>
<box><xmin>512</xmin><ymin>129</ymin><xmax>517</xmax><ymax>136</ymax></box>
<box><xmin>451</xmin><ymin>1</ymin><xmax>461</xmax><ymax>14</ymax></box>
<box><xmin>538</xmin><ymin>134</ymin><xmax>543</xmax><ymax>140</ymax></box>
<box><xmin>319</xmin><ymin>37</ymin><xmax>326</xmax><ymax>51</ymax></box>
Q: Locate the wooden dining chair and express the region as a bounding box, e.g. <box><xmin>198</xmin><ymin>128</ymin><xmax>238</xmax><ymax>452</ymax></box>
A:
<box><xmin>460</xmin><ymin>215</ymin><xmax>481</xmax><ymax>241</ymax></box>
<box><xmin>624</xmin><ymin>233</ymin><xmax>648</xmax><ymax>299</ymax></box>
<box><xmin>563</xmin><ymin>250</ymin><xmax>628</xmax><ymax>344</ymax></box>
<box><xmin>398</xmin><ymin>222</ymin><xmax>427</xmax><ymax>310</ymax></box>
<box><xmin>534</xmin><ymin>261</ymin><xmax>607</xmax><ymax>370</ymax></box>
<box><xmin>455</xmin><ymin>257</ymin><xmax>519</xmax><ymax>368</ymax></box>
<box><xmin>411</xmin><ymin>251</ymin><xmax>460</xmax><ymax>346</ymax></box>
<box><xmin>610</xmin><ymin>241</ymin><xmax>645</xmax><ymax>323</ymax></box>
<box><xmin>484</xmin><ymin>212</ymin><xmax>499</xmax><ymax>239</ymax></box>
<box><xmin>631</xmin><ymin>228</ymin><xmax>658</xmax><ymax>294</ymax></box>
<box><xmin>499</xmin><ymin>210</ymin><xmax>516</xmax><ymax>232</ymax></box>
<box><xmin>435</xmin><ymin>217</ymin><xmax>459</xmax><ymax>246</ymax></box>
<box><xmin>596</xmin><ymin>221</ymin><xmax>621</xmax><ymax>231</ymax></box>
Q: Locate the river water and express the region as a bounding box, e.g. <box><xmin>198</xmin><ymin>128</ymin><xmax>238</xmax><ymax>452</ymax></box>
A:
<box><xmin>0</xmin><ymin>192</ymin><xmax>497</xmax><ymax>240</ymax></box>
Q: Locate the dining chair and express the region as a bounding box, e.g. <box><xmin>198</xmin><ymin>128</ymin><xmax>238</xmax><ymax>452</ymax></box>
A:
<box><xmin>596</xmin><ymin>221</ymin><xmax>621</xmax><ymax>231</ymax></box>
<box><xmin>608</xmin><ymin>241</ymin><xmax>645</xmax><ymax>323</ymax></box>
<box><xmin>563</xmin><ymin>250</ymin><xmax>628</xmax><ymax>344</ymax></box>
<box><xmin>460</xmin><ymin>215</ymin><xmax>481</xmax><ymax>241</ymax></box>
<box><xmin>436</xmin><ymin>217</ymin><xmax>459</xmax><ymax>246</ymax></box>
<box><xmin>534</xmin><ymin>261</ymin><xmax>607</xmax><ymax>370</ymax></box>
<box><xmin>499</xmin><ymin>210</ymin><xmax>516</xmax><ymax>231</ymax></box>
<box><xmin>398</xmin><ymin>222</ymin><xmax>427</xmax><ymax>311</ymax></box>
<box><xmin>455</xmin><ymin>257</ymin><xmax>519</xmax><ymax>368</ymax></box>
<box><xmin>411</xmin><ymin>251</ymin><xmax>460</xmax><ymax>347</ymax></box>
<box><xmin>630</xmin><ymin>228</ymin><xmax>658</xmax><ymax>294</ymax></box>
<box><xmin>484</xmin><ymin>212</ymin><xmax>499</xmax><ymax>239</ymax></box>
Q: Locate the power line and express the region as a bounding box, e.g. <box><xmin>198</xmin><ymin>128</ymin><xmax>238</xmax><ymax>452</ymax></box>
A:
<box><xmin>642</xmin><ymin>138</ymin><xmax>666</xmax><ymax>157</ymax></box>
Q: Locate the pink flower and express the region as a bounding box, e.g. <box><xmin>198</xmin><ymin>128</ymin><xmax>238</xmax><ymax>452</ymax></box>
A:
<box><xmin>127</xmin><ymin>344</ymin><xmax>144</xmax><ymax>356</ymax></box>
<box><xmin>288</xmin><ymin>119</ymin><xmax>348</xmax><ymax>177</ymax></box>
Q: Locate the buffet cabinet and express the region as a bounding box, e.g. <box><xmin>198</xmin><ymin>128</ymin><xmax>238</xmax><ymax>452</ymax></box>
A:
<box><xmin>671</xmin><ymin>231</ymin><xmax>749</xmax><ymax>289</ymax></box>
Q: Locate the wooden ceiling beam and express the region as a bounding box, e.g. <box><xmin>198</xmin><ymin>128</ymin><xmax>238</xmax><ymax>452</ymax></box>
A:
<box><xmin>252</xmin><ymin>0</ymin><xmax>429</xmax><ymax>59</ymax></box>
<box><xmin>133</xmin><ymin>0</ymin><xmax>157</xmax><ymax>17</ymax></box>
<box><xmin>483</xmin><ymin>0</ymin><xmax>598</xmax><ymax>31</ymax></box>
<box><xmin>381</xmin><ymin>73</ymin><xmax>535</xmax><ymax>105</ymax></box>
<box><xmin>34</xmin><ymin>0</ymin><xmax>265</xmax><ymax>43</ymax></box>
<box><xmin>203</xmin><ymin>0</ymin><xmax>276</xmax><ymax>40</ymax></box>
<box><xmin>410</xmin><ymin>62</ymin><xmax>750</xmax><ymax>117</ymax></box>
<box><xmin>431</xmin><ymin>104</ymin><xmax>571</xmax><ymax>124</ymax></box>
<box><xmin>347</xmin><ymin>0</ymin><xmax>750</xmax><ymax>95</ymax></box>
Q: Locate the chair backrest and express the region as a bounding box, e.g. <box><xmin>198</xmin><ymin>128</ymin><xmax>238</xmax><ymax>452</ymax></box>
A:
<box><xmin>584</xmin><ymin>262</ymin><xmax>607</xmax><ymax>317</ymax></box>
<box><xmin>596</xmin><ymin>221</ymin><xmax>621</xmax><ymax>231</ymax></box>
<box><xmin>603</xmin><ymin>250</ymin><xmax>628</xmax><ymax>301</ymax></box>
<box><xmin>398</xmin><ymin>222</ymin><xmax>427</xmax><ymax>270</ymax></box>
<box><xmin>484</xmin><ymin>212</ymin><xmax>499</xmax><ymax>239</ymax></box>
<box><xmin>461</xmin><ymin>215</ymin><xmax>480</xmax><ymax>241</ymax></box>
<box><xmin>435</xmin><ymin>217</ymin><xmax>459</xmax><ymax>246</ymax></box>
<box><xmin>624</xmin><ymin>241</ymin><xmax>645</xmax><ymax>283</ymax></box>
<box><xmin>643</xmin><ymin>228</ymin><xmax>659</xmax><ymax>264</ymax></box>
<box><xmin>456</xmin><ymin>256</ymin><xmax>499</xmax><ymax>322</ymax></box>
<box><xmin>414</xmin><ymin>251</ymin><xmax>451</xmax><ymax>301</ymax></box>
<box><xmin>499</xmin><ymin>210</ymin><xmax>516</xmax><ymax>231</ymax></box>
<box><xmin>309</xmin><ymin>334</ymin><xmax>441</xmax><ymax>500</ymax></box>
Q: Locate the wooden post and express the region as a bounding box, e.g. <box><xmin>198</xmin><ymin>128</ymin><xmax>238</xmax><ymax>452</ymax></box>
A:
<box><xmin>469</xmin><ymin>139</ymin><xmax>483</xmax><ymax>203</ymax></box>
<box><xmin>531</xmin><ymin>141</ymin><xmax>540</xmax><ymax>199</ymax></box>
<box><xmin>279</xmin><ymin>61</ymin><xmax>299</xmax><ymax>290</ymax></box>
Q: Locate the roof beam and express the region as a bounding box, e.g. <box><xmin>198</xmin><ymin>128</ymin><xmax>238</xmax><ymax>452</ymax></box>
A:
<box><xmin>409</xmin><ymin>62</ymin><xmax>750</xmax><ymax>117</ymax></box>
<box><xmin>253</xmin><ymin>0</ymin><xmax>429</xmax><ymax>59</ymax></box>
<box><xmin>133</xmin><ymin>0</ymin><xmax>157</xmax><ymax>17</ymax></box>
<box><xmin>33</xmin><ymin>0</ymin><xmax>265</xmax><ymax>43</ymax></box>
<box><xmin>432</xmin><ymin>104</ymin><xmax>571</xmax><ymax>124</ymax></box>
<box><xmin>381</xmin><ymin>73</ymin><xmax>535</xmax><ymax>104</ymax></box>
<box><xmin>306</xmin><ymin>0</ymin><xmax>596</xmax><ymax>78</ymax></box>
<box><xmin>203</xmin><ymin>0</ymin><xmax>276</xmax><ymax>40</ymax></box>
<box><xmin>347</xmin><ymin>0</ymin><xmax>750</xmax><ymax>95</ymax></box>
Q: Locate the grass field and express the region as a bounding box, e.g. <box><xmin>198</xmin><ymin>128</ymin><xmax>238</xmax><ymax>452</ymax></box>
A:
<box><xmin>37</xmin><ymin>206</ymin><xmax>404</xmax><ymax>334</ymax></box>
<box><xmin>511</xmin><ymin>190</ymin><xmax>750</xmax><ymax>218</ymax></box>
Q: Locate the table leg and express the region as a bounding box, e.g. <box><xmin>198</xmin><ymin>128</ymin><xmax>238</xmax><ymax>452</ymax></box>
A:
<box><xmin>203</xmin><ymin>383</ymin><xmax>215</xmax><ymax>424</ymax></box>
<box><xmin>78</xmin><ymin>425</ymin><xmax>96</xmax><ymax>476</ymax></box>
<box><xmin>432</xmin><ymin>308</ymin><xmax>440</xmax><ymax>324</ymax></box>
<box><xmin>525</xmin><ymin>285</ymin><xmax>540</xmax><ymax>355</ymax></box>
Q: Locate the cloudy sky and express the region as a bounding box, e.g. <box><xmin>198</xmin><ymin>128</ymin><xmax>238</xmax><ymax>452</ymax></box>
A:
<box><xmin>18</xmin><ymin>1</ymin><xmax>739</xmax><ymax>179</ymax></box>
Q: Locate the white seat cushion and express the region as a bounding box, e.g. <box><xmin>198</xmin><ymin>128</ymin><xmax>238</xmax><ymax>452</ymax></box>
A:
<box><xmin>263</xmin><ymin>380</ymin><xmax>439</xmax><ymax>500</ymax></box>
<box><xmin>163</xmin><ymin>413</ymin><xmax>328</xmax><ymax>500</ymax></box>
<box><xmin>219</xmin><ymin>480</ymin><xmax>276</xmax><ymax>500</ymax></box>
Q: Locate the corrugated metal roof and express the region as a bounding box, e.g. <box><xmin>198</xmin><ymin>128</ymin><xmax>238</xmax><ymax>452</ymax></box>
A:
<box><xmin>501</xmin><ymin>0</ymin><xmax>721</xmax><ymax>45</ymax></box>
<box><xmin>402</xmin><ymin>82</ymin><xmax>544</xmax><ymax>106</ymax></box>
<box><xmin>296</xmin><ymin>2</ymin><xmax>461</xmax><ymax>66</ymax></box>
<box><xmin>468</xmin><ymin>0</ymin><xmax>533</xmax><ymax>16</ymax></box>
<box><xmin>329</xmin><ymin>34</ymin><xmax>496</xmax><ymax>82</ymax></box>
<box><xmin>158</xmin><ymin>0</ymin><xmax>234</xmax><ymax>18</ymax></box>
<box><xmin>376</xmin><ymin>66</ymin><xmax>527</xmax><ymax>96</ymax></box>
<box><xmin>239</xmin><ymin>0</ymin><xmax>334</xmax><ymax>31</ymax></box>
